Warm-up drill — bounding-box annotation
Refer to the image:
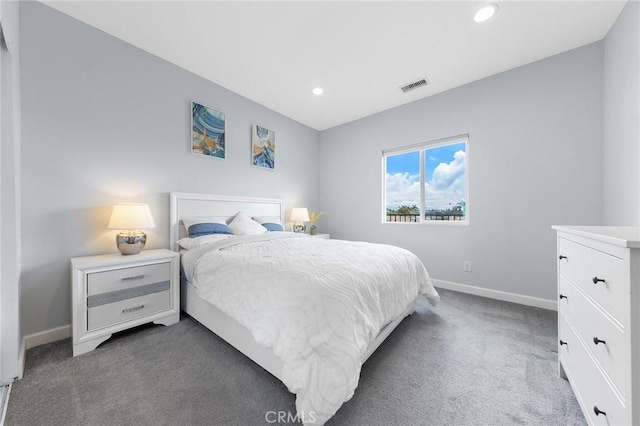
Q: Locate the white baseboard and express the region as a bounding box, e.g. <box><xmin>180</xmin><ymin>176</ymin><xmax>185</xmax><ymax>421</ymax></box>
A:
<box><xmin>432</xmin><ymin>279</ymin><xmax>557</xmax><ymax>311</ymax></box>
<box><xmin>19</xmin><ymin>325</ymin><xmax>71</xmax><ymax>379</ymax></box>
<box><xmin>23</xmin><ymin>324</ymin><xmax>71</xmax><ymax>351</ymax></box>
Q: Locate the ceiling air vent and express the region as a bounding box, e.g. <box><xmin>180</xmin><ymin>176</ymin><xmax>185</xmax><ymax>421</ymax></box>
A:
<box><xmin>400</xmin><ymin>78</ymin><xmax>429</xmax><ymax>93</ymax></box>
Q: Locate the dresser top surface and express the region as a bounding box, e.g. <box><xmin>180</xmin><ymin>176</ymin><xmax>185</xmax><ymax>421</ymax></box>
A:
<box><xmin>552</xmin><ymin>226</ymin><xmax>640</xmax><ymax>248</ymax></box>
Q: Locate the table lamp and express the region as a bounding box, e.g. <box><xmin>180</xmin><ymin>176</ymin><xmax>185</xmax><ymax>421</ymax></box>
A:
<box><xmin>290</xmin><ymin>208</ymin><xmax>310</xmax><ymax>233</ymax></box>
<box><xmin>108</xmin><ymin>203</ymin><xmax>156</xmax><ymax>255</ymax></box>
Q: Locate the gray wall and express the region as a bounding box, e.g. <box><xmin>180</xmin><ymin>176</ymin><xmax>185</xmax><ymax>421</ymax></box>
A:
<box><xmin>319</xmin><ymin>43</ymin><xmax>604</xmax><ymax>302</ymax></box>
<box><xmin>19</xmin><ymin>2</ymin><xmax>320</xmax><ymax>336</ymax></box>
<box><xmin>603</xmin><ymin>0</ymin><xmax>640</xmax><ymax>226</ymax></box>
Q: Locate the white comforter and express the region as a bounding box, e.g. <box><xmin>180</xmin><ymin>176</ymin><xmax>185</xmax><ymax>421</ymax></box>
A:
<box><xmin>183</xmin><ymin>233</ymin><xmax>439</xmax><ymax>424</ymax></box>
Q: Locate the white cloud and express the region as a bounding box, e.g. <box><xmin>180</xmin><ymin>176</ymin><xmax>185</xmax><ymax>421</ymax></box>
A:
<box><xmin>426</xmin><ymin>150</ymin><xmax>466</xmax><ymax>210</ymax></box>
<box><xmin>385</xmin><ymin>172</ymin><xmax>420</xmax><ymax>209</ymax></box>
<box><xmin>386</xmin><ymin>150</ymin><xmax>466</xmax><ymax>211</ymax></box>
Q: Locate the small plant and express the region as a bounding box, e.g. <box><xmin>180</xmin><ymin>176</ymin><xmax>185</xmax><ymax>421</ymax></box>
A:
<box><xmin>308</xmin><ymin>211</ymin><xmax>324</xmax><ymax>225</ymax></box>
<box><xmin>308</xmin><ymin>211</ymin><xmax>324</xmax><ymax>235</ymax></box>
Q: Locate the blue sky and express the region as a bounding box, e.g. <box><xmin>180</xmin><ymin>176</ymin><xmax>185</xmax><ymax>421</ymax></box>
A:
<box><xmin>386</xmin><ymin>142</ymin><xmax>465</xmax><ymax>176</ymax></box>
<box><xmin>386</xmin><ymin>141</ymin><xmax>466</xmax><ymax>210</ymax></box>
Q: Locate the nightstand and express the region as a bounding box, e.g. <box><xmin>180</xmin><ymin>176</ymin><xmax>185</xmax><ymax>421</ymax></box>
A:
<box><xmin>310</xmin><ymin>233</ymin><xmax>330</xmax><ymax>239</ymax></box>
<box><xmin>71</xmin><ymin>249</ymin><xmax>180</xmax><ymax>356</ymax></box>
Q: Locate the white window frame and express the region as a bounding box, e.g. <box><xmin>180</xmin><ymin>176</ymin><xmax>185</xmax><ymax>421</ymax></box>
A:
<box><xmin>382</xmin><ymin>134</ymin><xmax>469</xmax><ymax>225</ymax></box>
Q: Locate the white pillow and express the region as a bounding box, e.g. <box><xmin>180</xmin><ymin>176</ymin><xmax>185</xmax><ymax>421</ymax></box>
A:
<box><xmin>228</xmin><ymin>211</ymin><xmax>268</xmax><ymax>236</ymax></box>
<box><xmin>178</xmin><ymin>234</ymin><xmax>235</xmax><ymax>250</ymax></box>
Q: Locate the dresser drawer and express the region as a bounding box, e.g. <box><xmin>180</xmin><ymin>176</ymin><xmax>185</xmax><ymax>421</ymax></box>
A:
<box><xmin>87</xmin><ymin>290</ymin><xmax>171</xmax><ymax>331</ymax></box>
<box><xmin>559</xmin><ymin>313</ymin><xmax>629</xmax><ymax>425</ymax></box>
<box><xmin>88</xmin><ymin>262</ymin><xmax>171</xmax><ymax>296</ymax></box>
<box><xmin>559</xmin><ymin>275</ymin><xmax>629</xmax><ymax>398</ymax></box>
<box><xmin>558</xmin><ymin>237</ymin><xmax>627</xmax><ymax>323</ymax></box>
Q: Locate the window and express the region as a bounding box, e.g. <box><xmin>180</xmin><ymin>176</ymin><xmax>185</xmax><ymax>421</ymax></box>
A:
<box><xmin>383</xmin><ymin>134</ymin><xmax>468</xmax><ymax>224</ymax></box>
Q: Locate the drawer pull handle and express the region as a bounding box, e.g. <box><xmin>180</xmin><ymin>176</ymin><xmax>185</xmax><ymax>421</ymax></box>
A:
<box><xmin>592</xmin><ymin>276</ymin><xmax>605</xmax><ymax>284</ymax></box>
<box><xmin>593</xmin><ymin>337</ymin><xmax>606</xmax><ymax>345</ymax></box>
<box><xmin>559</xmin><ymin>340</ymin><xmax>567</xmax><ymax>346</ymax></box>
<box><xmin>593</xmin><ymin>406</ymin><xmax>606</xmax><ymax>417</ymax></box>
<box><xmin>122</xmin><ymin>304</ymin><xmax>145</xmax><ymax>313</ymax></box>
<box><xmin>122</xmin><ymin>275</ymin><xmax>145</xmax><ymax>281</ymax></box>
<box><xmin>558</xmin><ymin>255</ymin><xmax>567</xmax><ymax>260</ymax></box>
<box><xmin>559</xmin><ymin>294</ymin><xmax>567</xmax><ymax>300</ymax></box>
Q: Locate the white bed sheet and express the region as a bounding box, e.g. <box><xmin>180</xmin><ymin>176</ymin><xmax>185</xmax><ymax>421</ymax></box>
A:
<box><xmin>182</xmin><ymin>233</ymin><xmax>439</xmax><ymax>424</ymax></box>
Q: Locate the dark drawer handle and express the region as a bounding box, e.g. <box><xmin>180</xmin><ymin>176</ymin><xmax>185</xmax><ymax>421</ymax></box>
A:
<box><xmin>592</xmin><ymin>276</ymin><xmax>605</xmax><ymax>284</ymax></box>
<box><xmin>559</xmin><ymin>294</ymin><xmax>567</xmax><ymax>300</ymax></box>
<box><xmin>593</xmin><ymin>406</ymin><xmax>606</xmax><ymax>416</ymax></box>
<box><xmin>122</xmin><ymin>304</ymin><xmax>145</xmax><ymax>314</ymax></box>
<box><xmin>558</xmin><ymin>255</ymin><xmax>567</xmax><ymax>260</ymax></box>
<box><xmin>593</xmin><ymin>337</ymin><xmax>606</xmax><ymax>345</ymax></box>
<box><xmin>559</xmin><ymin>340</ymin><xmax>567</xmax><ymax>346</ymax></box>
<box><xmin>122</xmin><ymin>274</ymin><xmax>145</xmax><ymax>281</ymax></box>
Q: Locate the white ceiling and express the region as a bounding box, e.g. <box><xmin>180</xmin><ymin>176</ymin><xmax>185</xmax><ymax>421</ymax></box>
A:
<box><xmin>42</xmin><ymin>1</ymin><xmax>626</xmax><ymax>131</ymax></box>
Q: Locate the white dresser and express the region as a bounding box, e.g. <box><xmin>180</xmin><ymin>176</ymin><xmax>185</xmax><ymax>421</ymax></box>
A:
<box><xmin>553</xmin><ymin>226</ymin><xmax>640</xmax><ymax>425</ymax></box>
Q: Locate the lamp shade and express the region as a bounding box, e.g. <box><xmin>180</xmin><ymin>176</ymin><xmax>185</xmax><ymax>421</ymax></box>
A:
<box><xmin>290</xmin><ymin>208</ymin><xmax>310</xmax><ymax>222</ymax></box>
<box><xmin>108</xmin><ymin>203</ymin><xmax>156</xmax><ymax>230</ymax></box>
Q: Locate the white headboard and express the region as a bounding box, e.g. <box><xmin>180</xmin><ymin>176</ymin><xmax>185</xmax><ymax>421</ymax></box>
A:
<box><xmin>169</xmin><ymin>192</ymin><xmax>285</xmax><ymax>251</ymax></box>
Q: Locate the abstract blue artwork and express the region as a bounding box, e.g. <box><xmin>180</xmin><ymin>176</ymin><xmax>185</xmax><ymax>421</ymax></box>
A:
<box><xmin>251</xmin><ymin>124</ymin><xmax>275</xmax><ymax>169</ymax></box>
<box><xmin>192</xmin><ymin>102</ymin><xmax>225</xmax><ymax>159</ymax></box>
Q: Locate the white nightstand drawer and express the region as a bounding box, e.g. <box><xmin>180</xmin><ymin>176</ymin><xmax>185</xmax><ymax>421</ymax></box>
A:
<box><xmin>558</xmin><ymin>237</ymin><xmax>627</xmax><ymax>323</ymax></box>
<box><xmin>559</xmin><ymin>275</ymin><xmax>629</xmax><ymax>397</ymax></box>
<box><xmin>559</xmin><ymin>313</ymin><xmax>629</xmax><ymax>426</ymax></box>
<box><xmin>88</xmin><ymin>262</ymin><xmax>171</xmax><ymax>296</ymax></box>
<box><xmin>87</xmin><ymin>290</ymin><xmax>171</xmax><ymax>331</ymax></box>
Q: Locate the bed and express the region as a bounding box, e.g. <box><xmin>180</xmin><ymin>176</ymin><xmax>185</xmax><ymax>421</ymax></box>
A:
<box><xmin>169</xmin><ymin>192</ymin><xmax>439</xmax><ymax>424</ymax></box>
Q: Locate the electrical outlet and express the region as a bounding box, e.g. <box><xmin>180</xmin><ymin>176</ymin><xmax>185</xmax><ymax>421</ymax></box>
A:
<box><xmin>463</xmin><ymin>261</ymin><xmax>472</xmax><ymax>272</ymax></box>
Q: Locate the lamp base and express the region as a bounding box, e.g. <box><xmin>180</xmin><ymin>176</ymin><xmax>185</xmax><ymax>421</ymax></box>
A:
<box><xmin>293</xmin><ymin>222</ymin><xmax>306</xmax><ymax>233</ymax></box>
<box><xmin>115</xmin><ymin>230</ymin><xmax>147</xmax><ymax>255</ymax></box>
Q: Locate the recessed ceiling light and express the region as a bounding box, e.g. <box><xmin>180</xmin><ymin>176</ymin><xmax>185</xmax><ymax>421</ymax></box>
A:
<box><xmin>312</xmin><ymin>87</ymin><xmax>324</xmax><ymax>95</ymax></box>
<box><xmin>474</xmin><ymin>4</ymin><xmax>498</xmax><ymax>23</ymax></box>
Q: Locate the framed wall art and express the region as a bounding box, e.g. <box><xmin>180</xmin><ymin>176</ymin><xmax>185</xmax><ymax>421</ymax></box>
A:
<box><xmin>251</xmin><ymin>124</ymin><xmax>275</xmax><ymax>169</ymax></box>
<box><xmin>192</xmin><ymin>101</ymin><xmax>226</xmax><ymax>159</ymax></box>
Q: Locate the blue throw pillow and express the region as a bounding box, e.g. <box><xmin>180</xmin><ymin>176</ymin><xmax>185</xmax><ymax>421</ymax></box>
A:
<box><xmin>188</xmin><ymin>223</ymin><xmax>233</xmax><ymax>238</ymax></box>
<box><xmin>261</xmin><ymin>223</ymin><xmax>284</xmax><ymax>232</ymax></box>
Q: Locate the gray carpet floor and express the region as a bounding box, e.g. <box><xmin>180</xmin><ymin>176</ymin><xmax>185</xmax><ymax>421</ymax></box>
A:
<box><xmin>6</xmin><ymin>289</ymin><xmax>585</xmax><ymax>426</ymax></box>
